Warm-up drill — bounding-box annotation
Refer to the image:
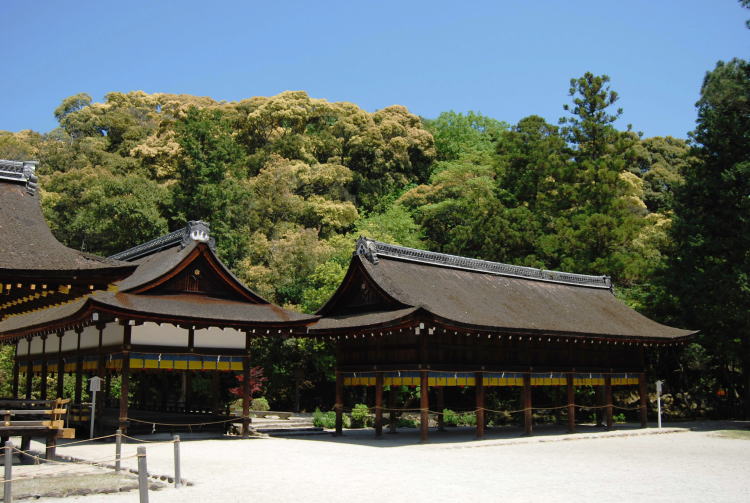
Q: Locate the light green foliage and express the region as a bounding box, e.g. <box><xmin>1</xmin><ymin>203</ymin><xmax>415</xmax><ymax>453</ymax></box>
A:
<box><xmin>350</xmin><ymin>403</ymin><xmax>371</xmax><ymax>428</ymax></box>
<box><xmin>250</xmin><ymin>397</ymin><xmax>271</xmax><ymax>411</ymax></box>
<box><xmin>0</xmin><ymin>345</ymin><xmax>13</xmax><ymax>397</ymax></box>
<box><xmin>42</xmin><ymin>169</ymin><xmax>169</xmax><ymax>256</ymax></box>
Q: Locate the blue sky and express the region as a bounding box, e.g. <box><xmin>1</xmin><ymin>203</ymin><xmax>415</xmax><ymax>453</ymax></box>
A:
<box><xmin>2</xmin><ymin>1</ymin><xmax>747</xmax><ymax>138</ymax></box>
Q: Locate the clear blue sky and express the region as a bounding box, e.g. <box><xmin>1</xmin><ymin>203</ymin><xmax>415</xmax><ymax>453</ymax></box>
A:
<box><xmin>2</xmin><ymin>1</ymin><xmax>747</xmax><ymax>138</ymax></box>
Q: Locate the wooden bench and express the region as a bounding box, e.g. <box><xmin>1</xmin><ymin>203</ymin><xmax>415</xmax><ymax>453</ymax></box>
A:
<box><xmin>0</xmin><ymin>398</ymin><xmax>75</xmax><ymax>460</ymax></box>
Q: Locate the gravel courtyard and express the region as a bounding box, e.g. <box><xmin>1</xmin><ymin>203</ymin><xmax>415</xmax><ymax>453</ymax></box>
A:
<box><xmin>24</xmin><ymin>422</ymin><xmax>750</xmax><ymax>503</ymax></box>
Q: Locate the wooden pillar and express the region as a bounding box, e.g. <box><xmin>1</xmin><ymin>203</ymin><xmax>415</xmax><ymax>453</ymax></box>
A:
<box><xmin>334</xmin><ymin>370</ymin><xmax>344</xmax><ymax>436</ymax></box>
<box><xmin>420</xmin><ymin>370</ymin><xmax>429</xmax><ymax>443</ymax></box>
<box><xmin>241</xmin><ymin>331</ymin><xmax>251</xmax><ymax>438</ymax></box>
<box><xmin>475</xmin><ymin>372</ymin><xmax>485</xmax><ymax>438</ymax></box>
<box><xmin>96</xmin><ymin>324</ymin><xmax>105</xmax><ymax>378</ymax></box>
<box><xmin>74</xmin><ymin>328</ymin><xmax>83</xmax><ymax>404</ymax></box>
<box><xmin>40</xmin><ymin>335</ymin><xmax>48</xmax><ymax>400</ymax></box>
<box><xmin>119</xmin><ymin>323</ymin><xmax>131</xmax><ymax>434</ymax></box>
<box><xmin>388</xmin><ymin>384</ymin><xmax>397</xmax><ymax>433</ymax></box>
<box><xmin>374</xmin><ymin>372</ymin><xmax>384</xmax><ymax>437</ymax></box>
<box><xmin>604</xmin><ymin>375</ymin><xmax>613</xmax><ymax>430</ymax></box>
<box><xmin>639</xmin><ymin>372</ymin><xmax>648</xmax><ymax>427</ymax></box>
<box><xmin>56</xmin><ymin>332</ymin><xmax>64</xmax><ymax>399</ymax></box>
<box><xmin>523</xmin><ymin>373</ymin><xmax>532</xmax><ymax>435</ymax></box>
<box><xmin>436</xmin><ymin>386</ymin><xmax>445</xmax><ymax>432</ymax></box>
<box><xmin>566</xmin><ymin>373</ymin><xmax>576</xmax><ymax>433</ymax></box>
<box><xmin>25</xmin><ymin>336</ymin><xmax>32</xmax><ymax>399</ymax></box>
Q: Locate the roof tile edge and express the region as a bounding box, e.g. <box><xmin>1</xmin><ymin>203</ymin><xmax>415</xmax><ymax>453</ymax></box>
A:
<box><xmin>355</xmin><ymin>236</ymin><xmax>612</xmax><ymax>289</ymax></box>
<box><xmin>0</xmin><ymin>159</ymin><xmax>39</xmax><ymax>195</ymax></box>
<box><xmin>109</xmin><ymin>221</ymin><xmax>216</xmax><ymax>261</ymax></box>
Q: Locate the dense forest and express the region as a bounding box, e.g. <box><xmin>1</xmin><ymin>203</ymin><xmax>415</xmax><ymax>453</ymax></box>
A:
<box><xmin>0</xmin><ymin>59</ymin><xmax>747</xmax><ymax>418</ymax></box>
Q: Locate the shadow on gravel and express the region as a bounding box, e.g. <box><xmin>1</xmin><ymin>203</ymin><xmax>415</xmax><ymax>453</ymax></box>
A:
<box><xmin>290</xmin><ymin>422</ymin><xmax>677</xmax><ymax>448</ymax></box>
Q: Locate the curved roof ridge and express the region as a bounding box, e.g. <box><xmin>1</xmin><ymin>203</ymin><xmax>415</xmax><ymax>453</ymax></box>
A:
<box><xmin>355</xmin><ymin>237</ymin><xmax>612</xmax><ymax>290</ymax></box>
<box><xmin>109</xmin><ymin>221</ymin><xmax>215</xmax><ymax>261</ymax></box>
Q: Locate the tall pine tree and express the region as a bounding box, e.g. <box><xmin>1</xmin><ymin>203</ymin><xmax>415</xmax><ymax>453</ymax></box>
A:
<box><xmin>669</xmin><ymin>59</ymin><xmax>750</xmax><ymax>417</ymax></box>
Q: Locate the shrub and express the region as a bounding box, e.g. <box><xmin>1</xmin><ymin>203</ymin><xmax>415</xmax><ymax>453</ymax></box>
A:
<box><xmin>350</xmin><ymin>403</ymin><xmax>371</xmax><ymax>428</ymax></box>
<box><xmin>458</xmin><ymin>412</ymin><xmax>477</xmax><ymax>426</ymax></box>
<box><xmin>250</xmin><ymin>397</ymin><xmax>270</xmax><ymax>411</ymax></box>
<box><xmin>397</xmin><ymin>417</ymin><xmax>417</xmax><ymax>428</ymax></box>
<box><xmin>312</xmin><ymin>408</ymin><xmax>351</xmax><ymax>429</ymax></box>
<box><xmin>613</xmin><ymin>413</ymin><xmax>627</xmax><ymax>423</ymax></box>
<box><xmin>442</xmin><ymin>409</ymin><xmax>459</xmax><ymax>427</ymax></box>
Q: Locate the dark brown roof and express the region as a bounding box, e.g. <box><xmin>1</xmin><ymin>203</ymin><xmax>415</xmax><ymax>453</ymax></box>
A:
<box><xmin>312</xmin><ymin>238</ymin><xmax>696</xmax><ymax>340</ymax></box>
<box><xmin>0</xmin><ymin>223</ymin><xmax>317</xmax><ymax>338</ymax></box>
<box><xmin>0</xmin><ymin>162</ymin><xmax>135</xmax><ymax>278</ymax></box>
<box><xmin>311</xmin><ymin>307</ymin><xmax>418</xmax><ymax>331</ymax></box>
<box><xmin>0</xmin><ymin>291</ymin><xmax>314</xmax><ymax>338</ymax></box>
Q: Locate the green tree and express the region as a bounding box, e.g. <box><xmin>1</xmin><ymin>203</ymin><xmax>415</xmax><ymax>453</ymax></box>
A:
<box><xmin>667</xmin><ymin>59</ymin><xmax>750</xmax><ymax>417</ymax></box>
<box><xmin>171</xmin><ymin>106</ymin><xmax>250</xmax><ymax>265</ymax></box>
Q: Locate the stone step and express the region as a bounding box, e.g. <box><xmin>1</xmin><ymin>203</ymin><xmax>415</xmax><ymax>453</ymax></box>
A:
<box><xmin>256</xmin><ymin>426</ymin><xmax>326</xmax><ymax>437</ymax></box>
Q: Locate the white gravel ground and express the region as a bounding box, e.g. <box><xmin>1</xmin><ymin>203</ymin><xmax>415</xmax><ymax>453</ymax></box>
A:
<box><xmin>18</xmin><ymin>422</ymin><xmax>750</xmax><ymax>503</ymax></box>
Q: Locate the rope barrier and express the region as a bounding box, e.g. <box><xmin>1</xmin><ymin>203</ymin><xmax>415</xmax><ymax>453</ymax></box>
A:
<box><xmin>126</xmin><ymin>416</ymin><xmax>243</xmax><ymax>427</ymax></box>
<box><xmin>120</xmin><ymin>434</ymin><xmax>177</xmax><ymax>444</ymax></box>
<box><xmin>0</xmin><ymin>453</ymin><xmax>140</xmax><ymax>484</ymax></box>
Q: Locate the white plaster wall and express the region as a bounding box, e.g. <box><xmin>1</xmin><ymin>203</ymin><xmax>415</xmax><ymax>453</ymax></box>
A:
<box><xmin>195</xmin><ymin>326</ymin><xmax>245</xmax><ymax>349</ymax></box>
<box><xmin>17</xmin><ymin>338</ymin><xmax>28</xmax><ymax>355</ymax></box>
<box><xmin>131</xmin><ymin>322</ymin><xmax>188</xmax><ymax>347</ymax></box>
<box><xmin>60</xmin><ymin>330</ymin><xmax>78</xmax><ymax>352</ymax></box>
<box><xmin>28</xmin><ymin>336</ymin><xmax>43</xmax><ymax>355</ymax></box>
<box><xmin>102</xmin><ymin>323</ymin><xmax>123</xmax><ymax>347</ymax></box>
<box><xmin>78</xmin><ymin>325</ymin><xmax>99</xmax><ymax>349</ymax></box>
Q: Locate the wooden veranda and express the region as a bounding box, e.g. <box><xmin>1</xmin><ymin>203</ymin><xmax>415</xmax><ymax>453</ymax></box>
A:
<box><xmin>310</xmin><ymin>238</ymin><xmax>696</xmax><ymax>441</ymax></box>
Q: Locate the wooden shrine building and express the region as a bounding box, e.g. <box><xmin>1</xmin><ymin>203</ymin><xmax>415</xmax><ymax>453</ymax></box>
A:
<box><xmin>311</xmin><ymin>237</ymin><xmax>697</xmax><ymax>441</ymax></box>
<box><xmin>0</xmin><ymin>159</ymin><xmax>136</xmax><ymax>319</ymax></box>
<box><xmin>0</xmin><ymin>162</ymin><xmax>316</xmax><ymax>436</ymax></box>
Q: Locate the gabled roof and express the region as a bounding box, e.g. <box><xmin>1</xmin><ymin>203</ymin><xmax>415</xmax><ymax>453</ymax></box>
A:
<box><xmin>312</xmin><ymin>237</ymin><xmax>696</xmax><ymax>340</ymax></box>
<box><xmin>0</xmin><ymin>222</ymin><xmax>316</xmax><ymax>339</ymax></box>
<box><xmin>0</xmin><ymin>160</ymin><xmax>136</xmax><ymax>318</ymax></box>
<box><xmin>0</xmin><ymin>160</ymin><xmax>135</xmax><ymax>276</ymax></box>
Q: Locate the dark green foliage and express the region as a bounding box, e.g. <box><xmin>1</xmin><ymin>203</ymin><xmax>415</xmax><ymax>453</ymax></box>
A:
<box><xmin>666</xmin><ymin>58</ymin><xmax>750</xmax><ymax>417</ymax></box>
<box><xmin>172</xmin><ymin>107</ymin><xmax>250</xmax><ymax>266</ymax></box>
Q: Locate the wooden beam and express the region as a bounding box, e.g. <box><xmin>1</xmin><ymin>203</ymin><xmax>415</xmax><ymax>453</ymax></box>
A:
<box><xmin>567</xmin><ymin>373</ymin><xmax>576</xmax><ymax>433</ymax></box>
<box><xmin>241</xmin><ymin>331</ymin><xmax>251</xmax><ymax>438</ymax></box>
<box><xmin>334</xmin><ymin>370</ymin><xmax>343</xmax><ymax>436</ymax></box>
<box><xmin>56</xmin><ymin>332</ymin><xmax>64</xmax><ymax>399</ymax></box>
<box><xmin>74</xmin><ymin>329</ymin><xmax>83</xmax><ymax>405</ymax></box>
<box><xmin>605</xmin><ymin>375</ymin><xmax>613</xmax><ymax>430</ymax></box>
<box><xmin>119</xmin><ymin>324</ymin><xmax>131</xmax><ymax>434</ymax></box>
<box><xmin>475</xmin><ymin>371</ymin><xmax>485</xmax><ymax>439</ymax></box>
<box><xmin>374</xmin><ymin>372</ymin><xmax>383</xmax><ymax>437</ymax></box>
<box><xmin>523</xmin><ymin>373</ymin><xmax>532</xmax><ymax>436</ymax></box>
<box><xmin>40</xmin><ymin>335</ymin><xmax>48</xmax><ymax>400</ymax></box>
<box><xmin>639</xmin><ymin>372</ymin><xmax>648</xmax><ymax>428</ymax></box>
<box><xmin>420</xmin><ymin>370</ymin><xmax>429</xmax><ymax>443</ymax></box>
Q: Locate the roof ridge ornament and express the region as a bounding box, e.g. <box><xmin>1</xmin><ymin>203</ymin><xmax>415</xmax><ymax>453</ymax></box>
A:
<box><xmin>110</xmin><ymin>220</ymin><xmax>216</xmax><ymax>261</ymax></box>
<box><xmin>0</xmin><ymin>160</ymin><xmax>39</xmax><ymax>195</ymax></box>
<box><xmin>355</xmin><ymin>237</ymin><xmax>612</xmax><ymax>289</ymax></box>
<box><xmin>355</xmin><ymin>236</ymin><xmax>379</xmax><ymax>264</ymax></box>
